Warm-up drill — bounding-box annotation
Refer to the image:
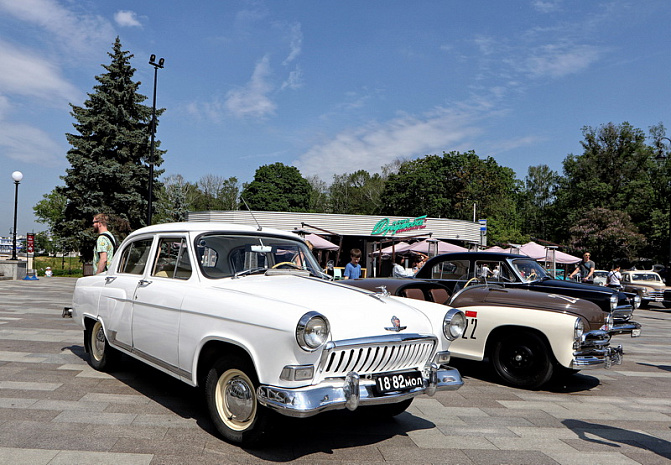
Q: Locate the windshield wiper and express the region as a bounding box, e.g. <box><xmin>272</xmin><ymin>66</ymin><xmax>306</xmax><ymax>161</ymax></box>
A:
<box><xmin>233</xmin><ymin>267</ymin><xmax>268</xmax><ymax>278</ymax></box>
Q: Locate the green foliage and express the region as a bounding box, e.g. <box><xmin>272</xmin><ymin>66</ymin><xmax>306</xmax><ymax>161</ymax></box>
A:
<box><xmin>518</xmin><ymin>165</ymin><xmax>560</xmax><ymax>241</ymax></box>
<box><xmin>55</xmin><ymin>37</ymin><xmax>165</xmax><ymax>261</ymax></box>
<box><xmin>568</xmin><ymin>207</ymin><xmax>646</xmax><ymax>266</ymax></box>
<box><xmin>33</xmin><ymin>190</ymin><xmax>67</xmax><ymax>232</ymax></box>
<box><xmin>553</xmin><ymin>122</ymin><xmax>666</xmax><ymax>263</ymax></box>
<box><xmin>240</xmin><ymin>163</ymin><xmax>311</xmax><ymax>212</ymax></box>
<box><xmin>154</xmin><ymin>174</ymin><xmax>190</xmax><ymax>223</ymax></box>
<box><xmin>329</xmin><ymin>170</ymin><xmax>385</xmax><ymax>215</ymax></box>
<box><xmin>380</xmin><ymin>151</ymin><xmax>522</xmax><ymax>243</ymax></box>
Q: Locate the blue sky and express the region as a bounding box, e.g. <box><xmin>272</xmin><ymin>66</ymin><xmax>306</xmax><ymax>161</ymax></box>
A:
<box><xmin>1</xmin><ymin>0</ymin><xmax>670</xmax><ymax>237</ymax></box>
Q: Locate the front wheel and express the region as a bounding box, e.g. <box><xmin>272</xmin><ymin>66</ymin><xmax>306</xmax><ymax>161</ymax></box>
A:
<box><xmin>205</xmin><ymin>356</ymin><xmax>272</xmax><ymax>446</ymax></box>
<box><xmin>491</xmin><ymin>330</ymin><xmax>553</xmax><ymax>389</ymax></box>
<box><xmin>87</xmin><ymin>320</ymin><xmax>118</xmax><ymax>371</ymax></box>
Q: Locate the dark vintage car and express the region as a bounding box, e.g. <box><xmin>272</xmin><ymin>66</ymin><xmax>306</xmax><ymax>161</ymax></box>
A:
<box><xmin>414</xmin><ymin>252</ymin><xmax>641</xmax><ymax>337</ymax></box>
<box><xmin>344</xmin><ymin>278</ymin><xmax>624</xmax><ymax>389</ymax></box>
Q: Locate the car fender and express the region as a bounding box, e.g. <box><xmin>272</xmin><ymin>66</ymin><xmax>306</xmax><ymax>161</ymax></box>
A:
<box><xmin>448</xmin><ymin>304</ymin><xmax>579</xmax><ymax>368</ymax></box>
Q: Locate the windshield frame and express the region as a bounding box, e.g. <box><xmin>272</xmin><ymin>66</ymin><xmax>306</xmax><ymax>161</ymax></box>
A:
<box><xmin>194</xmin><ymin>232</ymin><xmax>324</xmax><ymax>279</ymax></box>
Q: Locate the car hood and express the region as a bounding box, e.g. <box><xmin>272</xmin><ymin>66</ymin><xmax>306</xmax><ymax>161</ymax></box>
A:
<box><xmin>531</xmin><ymin>278</ymin><xmax>615</xmax><ymax>294</ymax></box>
<box><xmin>451</xmin><ymin>285</ymin><xmax>604</xmax><ymax>328</ymax></box>
<box><xmin>209</xmin><ymin>274</ymin><xmax>437</xmax><ymax>339</ymax></box>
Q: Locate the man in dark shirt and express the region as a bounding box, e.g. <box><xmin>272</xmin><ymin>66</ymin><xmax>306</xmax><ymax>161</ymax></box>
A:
<box><xmin>569</xmin><ymin>252</ymin><xmax>595</xmax><ymax>283</ymax></box>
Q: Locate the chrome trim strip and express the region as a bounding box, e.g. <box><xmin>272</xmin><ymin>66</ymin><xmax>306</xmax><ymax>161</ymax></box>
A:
<box><xmin>107</xmin><ymin>331</ymin><xmax>191</xmax><ymax>380</ymax></box>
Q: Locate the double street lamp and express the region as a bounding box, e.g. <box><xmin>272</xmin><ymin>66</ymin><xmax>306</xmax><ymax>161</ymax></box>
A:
<box><xmin>10</xmin><ymin>171</ymin><xmax>23</xmax><ymax>260</ymax></box>
<box><xmin>656</xmin><ymin>136</ymin><xmax>671</xmax><ymax>269</ymax></box>
<box><xmin>147</xmin><ymin>54</ymin><xmax>165</xmax><ymax>226</ymax></box>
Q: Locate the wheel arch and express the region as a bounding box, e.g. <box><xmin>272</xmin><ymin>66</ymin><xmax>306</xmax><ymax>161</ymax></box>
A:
<box><xmin>82</xmin><ymin>315</ymin><xmax>103</xmax><ymax>354</ymax></box>
<box><xmin>484</xmin><ymin>324</ymin><xmax>557</xmax><ymax>364</ymax></box>
<box><xmin>195</xmin><ymin>340</ymin><xmax>256</xmax><ymax>388</ymax></box>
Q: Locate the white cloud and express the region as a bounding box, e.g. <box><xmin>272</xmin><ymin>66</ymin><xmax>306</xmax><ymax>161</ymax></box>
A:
<box><xmin>532</xmin><ymin>1</ymin><xmax>562</xmax><ymax>13</ymax></box>
<box><xmin>524</xmin><ymin>43</ymin><xmax>601</xmax><ymax>78</ymax></box>
<box><xmin>0</xmin><ymin>40</ymin><xmax>80</xmax><ymax>103</ymax></box>
<box><xmin>282</xmin><ymin>22</ymin><xmax>302</xmax><ymax>65</ymax></box>
<box><xmin>0</xmin><ymin>0</ymin><xmax>114</xmax><ymax>54</ymax></box>
<box><xmin>295</xmin><ymin>106</ymin><xmax>485</xmax><ymax>179</ymax></box>
<box><xmin>225</xmin><ymin>55</ymin><xmax>276</xmax><ymax>118</ymax></box>
<box><xmin>281</xmin><ymin>66</ymin><xmax>303</xmax><ymax>90</ymax></box>
<box><xmin>0</xmin><ymin>122</ymin><xmax>62</xmax><ymax>164</ymax></box>
<box><xmin>114</xmin><ymin>10</ymin><xmax>142</xmax><ymax>28</ymax></box>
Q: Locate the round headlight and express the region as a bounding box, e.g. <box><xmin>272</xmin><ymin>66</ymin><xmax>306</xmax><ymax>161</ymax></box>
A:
<box><xmin>633</xmin><ymin>294</ymin><xmax>641</xmax><ymax>309</ymax></box>
<box><xmin>574</xmin><ymin>317</ymin><xmax>584</xmax><ymax>340</ymax></box>
<box><xmin>443</xmin><ymin>308</ymin><xmax>466</xmax><ymax>341</ymax></box>
<box><xmin>609</xmin><ymin>294</ymin><xmax>618</xmax><ymax>311</ymax></box>
<box><xmin>296</xmin><ymin>312</ymin><xmax>330</xmax><ymax>351</ymax></box>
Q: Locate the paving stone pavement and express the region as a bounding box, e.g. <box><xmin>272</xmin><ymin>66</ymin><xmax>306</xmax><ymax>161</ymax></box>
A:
<box><xmin>0</xmin><ymin>277</ymin><xmax>669</xmax><ymax>464</ymax></box>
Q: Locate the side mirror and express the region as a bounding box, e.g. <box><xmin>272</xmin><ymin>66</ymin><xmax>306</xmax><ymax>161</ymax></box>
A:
<box><xmin>326</xmin><ymin>260</ymin><xmax>334</xmax><ymax>271</ymax></box>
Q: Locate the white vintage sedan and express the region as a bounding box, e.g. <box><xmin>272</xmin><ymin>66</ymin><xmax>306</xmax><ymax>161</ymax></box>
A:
<box><xmin>69</xmin><ymin>222</ymin><xmax>465</xmax><ymax>446</ymax></box>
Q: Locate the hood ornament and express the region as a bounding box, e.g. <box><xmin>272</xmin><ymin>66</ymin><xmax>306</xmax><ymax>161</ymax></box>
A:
<box><xmin>385</xmin><ymin>315</ymin><xmax>407</xmax><ymax>332</ymax></box>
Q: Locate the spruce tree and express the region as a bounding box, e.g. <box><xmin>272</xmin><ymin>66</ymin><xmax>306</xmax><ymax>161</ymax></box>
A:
<box><xmin>57</xmin><ymin>37</ymin><xmax>165</xmax><ymax>261</ymax></box>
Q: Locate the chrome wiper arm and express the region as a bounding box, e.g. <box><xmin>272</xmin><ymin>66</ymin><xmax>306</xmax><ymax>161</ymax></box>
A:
<box><xmin>233</xmin><ymin>267</ymin><xmax>267</xmax><ymax>278</ymax></box>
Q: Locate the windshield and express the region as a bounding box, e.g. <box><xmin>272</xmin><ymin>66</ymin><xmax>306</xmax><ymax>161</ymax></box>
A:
<box><xmin>195</xmin><ymin>234</ymin><xmax>323</xmax><ymax>279</ymax></box>
<box><xmin>511</xmin><ymin>259</ymin><xmax>549</xmax><ymax>282</ymax></box>
<box><xmin>631</xmin><ymin>273</ymin><xmax>662</xmax><ymax>282</ymax></box>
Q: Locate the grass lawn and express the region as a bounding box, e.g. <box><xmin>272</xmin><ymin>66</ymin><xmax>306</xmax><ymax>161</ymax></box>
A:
<box><xmin>34</xmin><ymin>256</ymin><xmax>84</xmax><ymax>277</ymax></box>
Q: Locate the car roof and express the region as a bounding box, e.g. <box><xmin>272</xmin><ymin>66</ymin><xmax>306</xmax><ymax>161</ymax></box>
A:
<box><xmin>126</xmin><ymin>222</ymin><xmax>302</xmax><ymax>241</ymax></box>
<box><xmin>427</xmin><ymin>251</ymin><xmax>529</xmax><ymax>260</ymax></box>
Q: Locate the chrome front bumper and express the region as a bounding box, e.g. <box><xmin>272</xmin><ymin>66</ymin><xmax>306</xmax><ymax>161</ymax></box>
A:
<box><xmin>610</xmin><ymin>321</ymin><xmax>642</xmax><ymax>337</ymax></box>
<box><xmin>257</xmin><ymin>365</ymin><xmax>463</xmax><ymax>418</ymax></box>
<box><xmin>573</xmin><ymin>344</ymin><xmax>623</xmax><ymax>369</ymax></box>
<box><xmin>573</xmin><ymin>329</ymin><xmax>624</xmax><ymax>369</ymax></box>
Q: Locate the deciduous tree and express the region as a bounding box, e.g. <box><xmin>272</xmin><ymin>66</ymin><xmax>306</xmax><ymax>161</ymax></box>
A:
<box><xmin>240</xmin><ymin>163</ymin><xmax>311</xmax><ymax>212</ymax></box>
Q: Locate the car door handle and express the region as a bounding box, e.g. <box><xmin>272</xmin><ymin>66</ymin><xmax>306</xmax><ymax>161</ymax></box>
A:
<box><xmin>105</xmin><ymin>277</ymin><xmax>116</xmax><ymax>285</ymax></box>
<box><xmin>138</xmin><ymin>279</ymin><xmax>152</xmax><ymax>286</ymax></box>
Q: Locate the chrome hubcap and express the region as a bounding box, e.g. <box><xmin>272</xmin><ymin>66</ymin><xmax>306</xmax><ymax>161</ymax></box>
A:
<box><xmin>225</xmin><ymin>377</ymin><xmax>254</xmax><ymax>422</ymax></box>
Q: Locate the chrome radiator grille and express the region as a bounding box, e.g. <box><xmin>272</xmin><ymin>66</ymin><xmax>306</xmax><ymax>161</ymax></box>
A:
<box><xmin>319</xmin><ymin>334</ymin><xmax>437</xmax><ymax>377</ymax></box>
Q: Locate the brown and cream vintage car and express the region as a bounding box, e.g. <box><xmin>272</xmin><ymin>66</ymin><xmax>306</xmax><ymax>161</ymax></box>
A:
<box><xmin>344</xmin><ymin>278</ymin><xmax>624</xmax><ymax>389</ymax></box>
<box><xmin>620</xmin><ymin>270</ymin><xmax>671</xmax><ymax>309</ymax></box>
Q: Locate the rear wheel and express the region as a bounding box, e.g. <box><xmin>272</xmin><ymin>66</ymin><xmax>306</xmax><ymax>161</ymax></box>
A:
<box><xmin>491</xmin><ymin>330</ymin><xmax>553</xmax><ymax>389</ymax></box>
<box><xmin>87</xmin><ymin>320</ymin><xmax>118</xmax><ymax>371</ymax></box>
<box><xmin>205</xmin><ymin>355</ymin><xmax>272</xmax><ymax>446</ymax></box>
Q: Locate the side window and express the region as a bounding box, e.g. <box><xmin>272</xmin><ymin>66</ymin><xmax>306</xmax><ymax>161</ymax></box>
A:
<box><xmin>152</xmin><ymin>237</ymin><xmax>192</xmax><ymax>280</ymax></box>
<box><xmin>117</xmin><ymin>238</ymin><xmax>153</xmax><ymax>275</ymax></box>
<box><xmin>431</xmin><ymin>260</ymin><xmax>470</xmax><ymax>280</ymax></box>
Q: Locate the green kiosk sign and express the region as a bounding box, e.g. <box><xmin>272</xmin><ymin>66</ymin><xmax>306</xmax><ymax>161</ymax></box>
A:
<box><xmin>371</xmin><ymin>215</ymin><xmax>428</xmax><ymax>236</ymax></box>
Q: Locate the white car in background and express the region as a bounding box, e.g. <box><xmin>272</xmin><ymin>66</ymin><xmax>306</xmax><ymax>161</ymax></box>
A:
<box><xmin>593</xmin><ymin>270</ymin><xmax>609</xmax><ymax>286</ymax></box>
<box><xmin>68</xmin><ymin>223</ymin><xmax>465</xmax><ymax>446</ymax></box>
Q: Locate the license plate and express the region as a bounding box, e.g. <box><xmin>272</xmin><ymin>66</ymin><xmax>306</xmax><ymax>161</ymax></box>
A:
<box><xmin>373</xmin><ymin>371</ymin><xmax>424</xmax><ymax>395</ymax></box>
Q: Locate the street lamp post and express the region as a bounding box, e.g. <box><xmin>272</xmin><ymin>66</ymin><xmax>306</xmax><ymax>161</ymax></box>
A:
<box><xmin>656</xmin><ymin>136</ymin><xmax>671</xmax><ymax>269</ymax></box>
<box><xmin>147</xmin><ymin>54</ymin><xmax>165</xmax><ymax>226</ymax></box>
<box><xmin>10</xmin><ymin>171</ymin><xmax>23</xmax><ymax>260</ymax></box>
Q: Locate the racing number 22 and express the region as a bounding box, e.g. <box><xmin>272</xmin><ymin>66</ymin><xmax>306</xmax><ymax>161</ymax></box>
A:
<box><xmin>462</xmin><ymin>318</ymin><xmax>477</xmax><ymax>339</ymax></box>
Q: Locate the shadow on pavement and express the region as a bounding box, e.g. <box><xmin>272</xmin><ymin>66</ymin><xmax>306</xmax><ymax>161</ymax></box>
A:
<box><xmin>66</xmin><ymin>347</ymin><xmax>436</xmax><ymax>459</ymax></box>
<box><xmin>450</xmin><ymin>358</ymin><xmax>601</xmax><ymax>393</ymax></box>
<box><xmin>563</xmin><ymin>419</ymin><xmax>671</xmax><ymax>461</ymax></box>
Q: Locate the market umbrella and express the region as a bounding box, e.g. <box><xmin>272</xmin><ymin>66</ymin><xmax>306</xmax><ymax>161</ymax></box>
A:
<box><xmin>519</xmin><ymin>241</ymin><xmax>580</xmax><ymax>264</ymax></box>
<box><xmin>304</xmin><ymin>233</ymin><xmax>339</xmax><ymax>251</ymax></box>
<box><xmin>407</xmin><ymin>239</ymin><xmax>467</xmax><ymax>256</ymax></box>
<box><xmin>372</xmin><ymin>241</ymin><xmax>411</xmax><ymax>256</ymax></box>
